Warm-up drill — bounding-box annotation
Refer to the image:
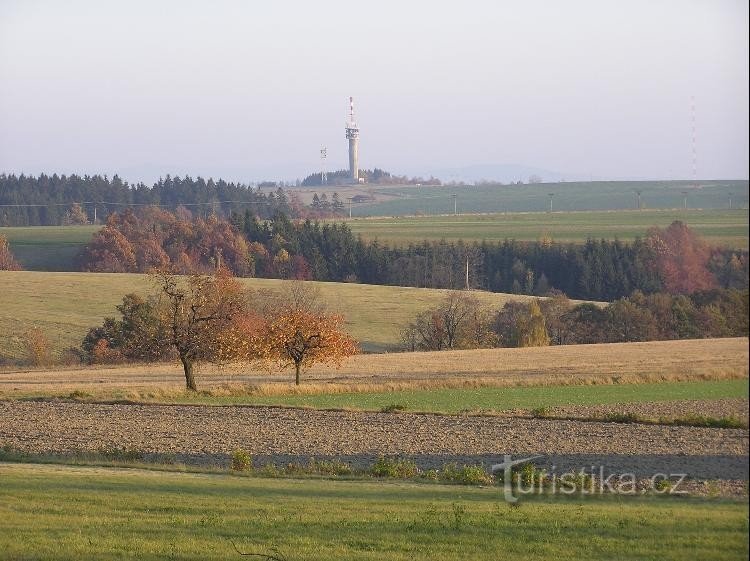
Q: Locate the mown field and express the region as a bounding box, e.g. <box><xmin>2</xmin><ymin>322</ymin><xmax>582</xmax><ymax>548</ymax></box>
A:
<box><xmin>0</xmin><ymin>463</ymin><xmax>747</xmax><ymax>561</ymax></box>
<box><xmin>0</xmin><ymin>271</ymin><xmax>541</xmax><ymax>358</ymax></box>
<box><xmin>342</xmin><ymin>209</ymin><xmax>749</xmax><ymax>248</ymax></box>
<box><xmin>353</xmin><ymin>180</ymin><xmax>748</xmax><ymax>217</ymax></box>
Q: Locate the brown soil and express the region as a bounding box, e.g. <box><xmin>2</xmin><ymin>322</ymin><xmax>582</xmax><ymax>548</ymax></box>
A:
<box><xmin>0</xmin><ymin>401</ymin><xmax>746</xmax><ymax>481</ymax></box>
<box><xmin>516</xmin><ymin>398</ymin><xmax>749</xmax><ymax>423</ymax></box>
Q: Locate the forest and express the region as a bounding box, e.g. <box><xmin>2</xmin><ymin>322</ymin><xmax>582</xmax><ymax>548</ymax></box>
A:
<box><xmin>62</xmin><ymin>206</ymin><xmax>750</xmax><ymax>302</ymax></box>
<box><xmin>0</xmin><ymin>174</ymin><xmax>298</xmax><ymax>226</ymax></box>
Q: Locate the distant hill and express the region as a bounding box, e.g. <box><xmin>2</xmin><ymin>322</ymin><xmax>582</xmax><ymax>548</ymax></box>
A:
<box><xmin>418</xmin><ymin>163</ymin><xmax>572</xmax><ymax>184</ymax></box>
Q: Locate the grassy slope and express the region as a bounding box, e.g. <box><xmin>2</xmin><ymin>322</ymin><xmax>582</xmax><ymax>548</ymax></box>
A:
<box><xmin>355</xmin><ymin>180</ymin><xmax>748</xmax><ymax>216</ymax></box>
<box><xmin>147</xmin><ymin>380</ymin><xmax>749</xmax><ymax>411</ymax></box>
<box><xmin>342</xmin><ymin>209</ymin><xmax>749</xmax><ymax>248</ymax></box>
<box><xmin>0</xmin><ymin>271</ymin><xmax>538</xmax><ymax>358</ymax></box>
<box><xmin>0</xmin><ymin>463</ymin><xmax>747</xmax><ymax>561</ymax></box>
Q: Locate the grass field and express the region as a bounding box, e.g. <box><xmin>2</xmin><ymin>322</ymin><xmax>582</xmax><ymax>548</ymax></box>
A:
<box><xmin>353</xmin><ymin>180</ymin><xmax>748</xmax><ymax>217</ymax></box>
<box><xmin>0</xmin><ymin>224</ymin><xmax>97</xmax><ymax>271</ymax></box>
<box><xmin>0</xmin><ymin>271</ymin><xmax>540</xmax><ymax>358</ymax></box>
<box><xmin>133</xmin><ymin>379</ymin><xmax>747</xmax><ymax>412</ymax></box>
<box><xmin>0</xmin><ymin>463</ymin><xmax>747</xmax><ymax>561</ymax></box>
<box><xmin>342</xmin><ymin>209</ymin><xmax>749</xmax><ymax>248</ymax></box>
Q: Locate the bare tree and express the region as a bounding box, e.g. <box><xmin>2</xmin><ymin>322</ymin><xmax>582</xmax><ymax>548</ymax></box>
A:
<box><xmin>409</xmin><ymin>291</ymin><xmax>485</xmax><ymax>350</ymax></box>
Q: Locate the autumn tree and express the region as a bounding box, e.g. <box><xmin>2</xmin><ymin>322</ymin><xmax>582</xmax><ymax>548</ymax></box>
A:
<box><xmin>252</xmin><ymin>283</ymin><xmax>356</xmax><ymax>385</ymax></box>
<box><xmin>516</xmin><ymin>300</ymin><xmax>550</xmax><ymax>347</ymax></box>
<box><xmin>153</xmin><ymin>269</ymin><xmax>253</xmax><ymax>390</ymax></box>
<box><xmin>646</xmin><ymin>221</ymin><xmax>717</xmax><ymax>294</ymax></box>
<box><xmin>0</xmin><ymin>235</ymin><xmax>22</xmax><ymax>270</ymax></box>
<box><xmin>539</xmin><ymin>291</ymin><xmax>572</xmax><ymax>345</ymax></box>
<box><xmin>63</xmin><ymin>203</ymin><xmax>89</xmax><ymax>225</ymax></box>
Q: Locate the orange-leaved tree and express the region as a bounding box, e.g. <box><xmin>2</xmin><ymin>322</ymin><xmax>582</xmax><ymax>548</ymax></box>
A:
<box><xmin>152</xmin><ymin>268</ymin><xmax>255</xmax><ymax>391</ymax></box>
<box><xmin>251</xmin><ymin>285</ymin><xmax>356</xmax><ymax>385</ymax></box>
<box><xmin>646</xmin><ymin>221</ymin><xmax>716</xmax><ymax>294</ymax></box>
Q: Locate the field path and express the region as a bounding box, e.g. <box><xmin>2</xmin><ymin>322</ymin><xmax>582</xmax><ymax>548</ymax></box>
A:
<box><xmin>0</xmin><ymin>401</ymin><xmax>746</xmax><ymax>480</ymax></box>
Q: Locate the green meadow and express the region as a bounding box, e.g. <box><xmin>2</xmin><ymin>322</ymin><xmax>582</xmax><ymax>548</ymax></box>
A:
<box><xmin>0</xmin><ymin>463</ymin><xmax>747</xmax><ymax>561</ymax></box>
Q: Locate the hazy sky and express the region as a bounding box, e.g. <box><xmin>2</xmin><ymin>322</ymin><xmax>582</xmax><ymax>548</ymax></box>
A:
<box><xmin>1</xmin><ymin>0</ymin><xmax>748</xmax><ymax>184</ymax></box>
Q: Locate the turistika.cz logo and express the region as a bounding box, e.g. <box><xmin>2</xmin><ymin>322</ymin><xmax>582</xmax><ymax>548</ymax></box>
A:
<box><xmin>490</xmin><ymin>455</ymin><xmax>688</xmax><ymax>503</ymax></box>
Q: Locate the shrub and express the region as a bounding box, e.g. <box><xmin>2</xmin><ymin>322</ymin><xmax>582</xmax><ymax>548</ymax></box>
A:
<box><xmin>370</xmin><ymin>456</ymin><xmax>419</xmax><ymax>478</ymax></box>
<box><xmin>231</xmin><ymin>449</ymin><xmax>253</xmax><ymax>472</ymax></box>
<box><xmin>380</xmin><ymin>403</ymin><xmax>407</xmax><ymax>413</ymax></box>
<box><xmin>438</xmin><ymin>463</ymin><xmax>494</xmax><ymax>485</ymax></box>
<box><xmin>96</xmin><ymin>447</ymin><xmax>144</xmax><ymax>462</ymax></box>
<box><xmin>22</xmin><ymin>328</ymin><xmax>53</xmax><ymax>367</ymax></box>
<box><xmin>530</xmin><ymin>406</ymin><xmax>552</xmax><ymax>418</ymax></box>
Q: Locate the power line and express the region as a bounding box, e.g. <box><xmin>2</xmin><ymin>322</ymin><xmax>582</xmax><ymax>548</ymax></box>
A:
<box><xmin>0</xmin><ymin>200</ymin><xmax>272</xmax><ymax>208</ymax></box>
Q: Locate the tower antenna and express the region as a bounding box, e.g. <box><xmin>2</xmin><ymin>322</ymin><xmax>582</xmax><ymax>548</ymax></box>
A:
<box><xmin>691</xmin><ymin>96</ymin><xmax>698</xmax><ymax>188</ymax></box>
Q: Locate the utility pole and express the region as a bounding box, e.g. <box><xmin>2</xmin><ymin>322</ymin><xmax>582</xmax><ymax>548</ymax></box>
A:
<box><xmin>347</xmin><ymin>197</ymin><xmax>353</xmax><ymax>219</ymax></box>
<box><xmin>681</xmin><ymin>190</ymin><xmax>688</xmax><ymax>210</ymax></box>
<box><xmin>548</xmin><ymin>193</ymin><xmax>554</xmax><ymax>213</ymax></box>
<box><xmin>635</xmin><ymin>190</ymin><xmax>642</xmax><ymax>210</ymax></box>
<box><xmin>453</xmin><ymin>193</ymin><xmax>457</xmax><ymax>216</ymax></box>
<box><xmin>93</xmin><ymin>205</ymin><xmax>97</xmax><ymax>224</ymax></box>
<box><xmin>465</xmin><ymin>256</ymin><xmax>469</xmax><ymax>290</ymax></box>
<box><xmin>728</xmin><ymin>192</ymin><xmax>733</xmax><ymax>210</ymax></box>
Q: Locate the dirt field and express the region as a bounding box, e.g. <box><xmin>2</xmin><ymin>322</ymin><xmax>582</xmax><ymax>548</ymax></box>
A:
<box><xmin>532</xmin><ymin>398</ymin><xmax>749</xmax><ymax>423</ymax></box>
<box><xmin>1</xmin><ymin>338</ymin><xmax>747</xmax><ymax>396</ymax></box>
<box><xmin>0</xmin><ymin>400</ymin><xmax>746</xmax><ymax>481</ymax></box>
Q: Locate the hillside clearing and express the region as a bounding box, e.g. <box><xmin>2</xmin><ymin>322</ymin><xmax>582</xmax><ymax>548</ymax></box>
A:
<box><xmin>0</xmin><ymin>271</ymin><xmax>541</xmax><ymax>357</ymax></box>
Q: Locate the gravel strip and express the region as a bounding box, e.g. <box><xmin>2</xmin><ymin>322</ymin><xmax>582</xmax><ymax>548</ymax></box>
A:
<box><xmin>1</xmin><ymin>401</ymin><xmax>747</xmax><ymax>479</ymax></box>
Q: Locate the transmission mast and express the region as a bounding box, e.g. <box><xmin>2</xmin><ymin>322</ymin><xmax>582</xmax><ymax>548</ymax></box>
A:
<box><xmin>345</xmin><ymin>96</ymin><xmax>360</xmax><ymax>182</ymax></box>
<box><xmin>320</xmin><ymin>147</ymin><xmax>327</xmax><ymax>185</ymax></box>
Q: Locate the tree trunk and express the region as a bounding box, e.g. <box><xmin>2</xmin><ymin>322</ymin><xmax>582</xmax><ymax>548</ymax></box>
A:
<box><xmin>180</xmin><ymin>354</ymin><xmax>197</xmax><ymax>391</ymax></box>
<box><xmin>295</xmin><ymin>362</ymin><xmax>301</xmax><ymax>386</ymax></box>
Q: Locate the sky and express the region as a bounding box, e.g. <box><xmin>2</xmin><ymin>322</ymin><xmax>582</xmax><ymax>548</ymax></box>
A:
<box><xmin>0</xmin><ymin>0</ymin><xmax>748</xmax><ymax>184</ymax></box>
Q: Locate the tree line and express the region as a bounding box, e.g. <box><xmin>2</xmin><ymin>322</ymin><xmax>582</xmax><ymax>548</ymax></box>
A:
<box><xmin>0</xmin><ymin>173</ymin><xmax>299</xmax><ymax>226</ymax></box>
<box><xmin>401</xmin><ymin>288</ymin><xmax>748</xmax><ymax>352</ymax></box>
<box><xmin>72</xmin><ymin>208</ymin><xmax>748</xmax><ymax>302</ymax></box>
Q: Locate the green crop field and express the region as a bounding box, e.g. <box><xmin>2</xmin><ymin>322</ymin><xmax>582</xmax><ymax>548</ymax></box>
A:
<box><xmin>342</xmin><ymin>209</ymin><xmax>749</xmax><ymax>248</ymax></box>
<box><xmin>145</xmin><ymin>379</ymin><xmax>748</xmax><ymax>412</ymax></box>
<box><xmin>0</xmin><ymin>271</ymin><xmax>538</xmax><ymax>358</ymax></box>
<box><xmin>0</xmin><ymin>463</ymin><xmax>747</xmax><ymax>561</ymax></box>
<box><xmin>353</xmin><ymin>180</ymin><xmax>748</xmax><ymax>217</ymax></box>
<box><xmin>0</xmin><ymin>225</ymin><xmax>98</xmax><ymax>271</ymax></box>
